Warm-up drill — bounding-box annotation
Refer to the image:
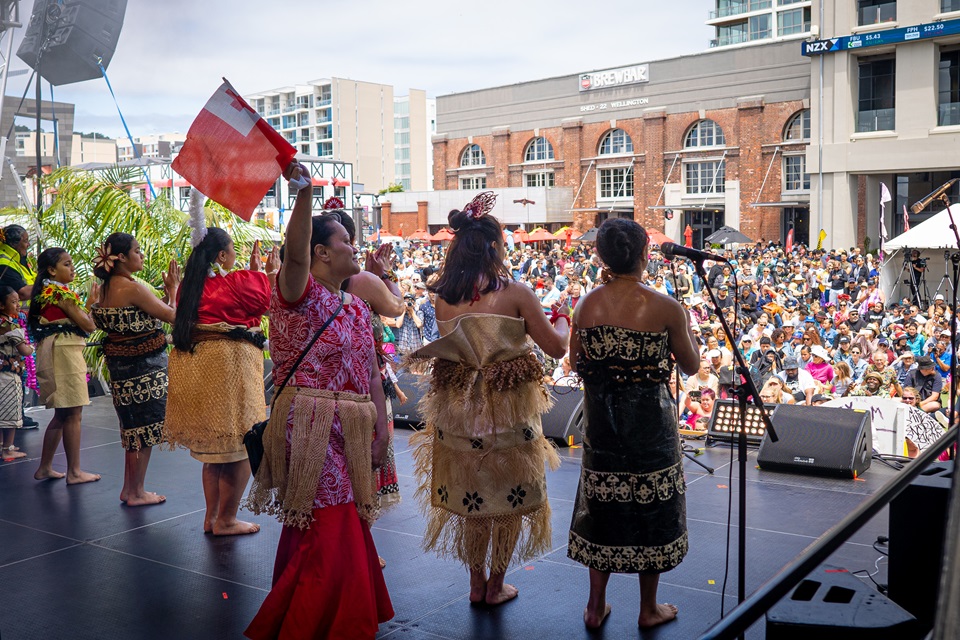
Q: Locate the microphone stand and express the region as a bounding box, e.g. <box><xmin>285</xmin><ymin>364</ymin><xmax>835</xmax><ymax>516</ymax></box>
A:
<box><xmin>692</xmin><ymin>257</ymin><xmax>778</xmax><ymax>628</ymax></box>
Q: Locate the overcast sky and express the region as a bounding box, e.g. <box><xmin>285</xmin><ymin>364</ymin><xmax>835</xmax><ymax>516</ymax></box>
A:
<box><xmin>8</xmin><ymin>0</ymin><xmax>713</xmax><ymax>138</ymax></box>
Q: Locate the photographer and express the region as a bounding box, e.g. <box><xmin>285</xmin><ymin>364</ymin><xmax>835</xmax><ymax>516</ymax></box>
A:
<box><xmin>909</xmin><ymin>250</ymin><xmax>927</xmax><ymax>306</ymax></box>
<box><xmin>385</xmin><ymin>293</ymin><xmax>423</xmax><ymax>356</ymax></box>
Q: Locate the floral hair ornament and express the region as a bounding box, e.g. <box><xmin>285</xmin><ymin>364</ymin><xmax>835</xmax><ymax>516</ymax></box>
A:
<box><xmin>323</xmin><ymin>196</ymin><xmax>345</xmax><ymax>210</ymax></box>
<box><xmin>93</xmin><ymin>243</ymin><xmax>118</xmax><ymax>274</ymax></box>
<box><xmin>462</xmin><ymin>191</ymin><xmax>497</xmax><ymax>220</ymax></box>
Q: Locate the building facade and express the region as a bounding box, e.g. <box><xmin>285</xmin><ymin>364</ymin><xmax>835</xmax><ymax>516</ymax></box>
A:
<box><xmin>245</xmin><ymin>79</ymin><xmax>434</xmax><ymax>193</ymax></box>
<box><xmin>116</xmin><ymin>133</ymin><xmax>186</xmax><ymax>162</ymax></box>
<box><xmin>431</xmin><ymin>40</ymin><xmax>812</xmax><ymax>248</ymax></box>
<box><xmin>708</xmin><ymin>0</ymin><xmax>813</xmax><ymax>49</ymax></box>
<box><xmin>807</xmin><ymin>0</ymin><xmax>960</xmax><ymax>250</ymax></box>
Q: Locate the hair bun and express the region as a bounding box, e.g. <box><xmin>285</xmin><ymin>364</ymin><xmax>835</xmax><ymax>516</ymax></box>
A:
<box><xmin>448</xmin><ymin>209</ymin><xmax>469</xmax><ymax>232</ymax></box>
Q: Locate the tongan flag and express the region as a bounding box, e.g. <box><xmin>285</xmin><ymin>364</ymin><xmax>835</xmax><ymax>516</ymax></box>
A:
<box><xmin>172</xmin><ymin>78</ymin><xmax>297</xmax><ymax>221</ymax></box>
<box><xmin>785</xmin><ymin>228</ymin><xmax>794</xmax><ymax>253</ymax></box>
<box><xmin>903</xmin><ymin>204</ymin><xmax>910</xmax><ymax>232</ymax></box>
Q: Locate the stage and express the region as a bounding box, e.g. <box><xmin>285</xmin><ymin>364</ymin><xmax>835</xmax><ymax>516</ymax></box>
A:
<box><xmin>0</xmin><ymin>397</ymin><xmax>896</xmax><ymax>639</ymax></box>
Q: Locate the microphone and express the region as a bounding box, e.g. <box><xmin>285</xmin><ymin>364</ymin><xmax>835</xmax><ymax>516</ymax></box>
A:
<box><xmin>910</xmin><ymin>178</ymin><xmax>958</xmax><ymax>214</ymax></box>
<box><xmin>660</xmin><ymin>242</ymin><xmax>728</xmax><ymax>263</ymax></box>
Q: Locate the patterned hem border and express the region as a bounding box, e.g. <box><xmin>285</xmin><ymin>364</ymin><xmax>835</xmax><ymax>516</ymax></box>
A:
<box><xmin>567</xmin><ymin>530</ymin><xmax>688</xmax><ymax>573</ymax></box>
<box><xmin>580</xmin><ymin>461</ymin><xmax>686</xmax><ymax>505</ymax></box>
<box><xmin>120</xmin><ymin>422</ymin><xmax>165</xmax><ymax>452</ymax></box>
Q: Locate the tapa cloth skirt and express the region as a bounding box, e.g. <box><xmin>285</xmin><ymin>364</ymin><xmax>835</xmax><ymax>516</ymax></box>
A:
<box><xmin>36</xmin><ymin>333</ymin><xmax>89</xmax><ymax>409</ymax></box>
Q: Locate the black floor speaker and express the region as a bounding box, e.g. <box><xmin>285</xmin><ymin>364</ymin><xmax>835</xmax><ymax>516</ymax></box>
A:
<box><xmin>757</xmin><ymin>404</ymin><xmax>872</xmax><ymax>479</ymax></box>
<box><xmin>542</xmin><ymin>384</ymin><xmax>583</xmax><ymax>445</ymax></box>
<box><xmin>888</xmin><ymin>460</ymin><xmax>953</xmax><ymax>631</ymax></box>
<box><xmin>766</xmin><ymin>565</ymin><xmax>919</xmax><ymax>639</ymax></box>
<box><xmin>18</xmin><ymin>0</ymin><xmax>128</xmax><ymax>86</ymax></box>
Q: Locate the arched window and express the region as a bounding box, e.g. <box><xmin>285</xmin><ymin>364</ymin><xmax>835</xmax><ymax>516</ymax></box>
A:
<box><xmin>784</xmin><ymin>109</ymin><xmax>811</xmax><ymax>141</ymax></box>
<box><xmin>460</xmin><ymin>144</ymin><xmax>486</xmax><ymax>167</ymax></box>
<box><xmin>598</xmin><ymin>128</ymin><xmax>633</xmax><ymax>155</ymax></box>
<box><xmin>684</xmin><ymin>119</ymin><xmax>725</xmax><ymax>148</ymax></box>
<box><xmin>524</xmin><ymin>137</ymin><xmax>555</xmax><ymax>162</ymax></box>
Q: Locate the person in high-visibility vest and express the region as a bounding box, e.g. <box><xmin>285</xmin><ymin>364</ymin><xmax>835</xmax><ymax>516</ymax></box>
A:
<box><xmin>0</xmin><ymin>225</ymin><xmax>38</xmax><ymax>428</ymax></box>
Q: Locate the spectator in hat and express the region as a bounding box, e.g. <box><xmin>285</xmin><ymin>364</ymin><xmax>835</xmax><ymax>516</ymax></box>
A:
<box><xmin>850</xmin><ymin>371</ymin><xmax>885</xmax><ymax>397</ymax></box>
<box><xmin>739</xmin><ymin>335</ymin><xmax>756</xmax><ymax>359</ymax></box>
<box><xmin>777</xmin><ymin>356</ymin><xmax>817</xmax><ymax>405</ymax></box>
<box><xmin>905</xmin><ymin>356</ymin><xmax>944</xmax><ymax>414</ymax></box>
<box><xmin>932</xmin><ymin>329</ymin><xmax>953</xmax><ymax>375</ymax></box>
<box><xmin>713</xmin><ymin>284</ymin><xmax>733</xmax><ymax>312</ymax></box>
<box><xmin>891</xmin><ymin>351</ymin><xmax>917</xmax><ymax>387</ymax></box>
<box><xmin>806</xmin><ymin>345</ymin><xmax>834</xmax><ymax>391</ymax></box>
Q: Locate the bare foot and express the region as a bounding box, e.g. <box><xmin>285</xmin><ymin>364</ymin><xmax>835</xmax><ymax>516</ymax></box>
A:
<box><xmin>639</xmin><ymin>603</ymin><xmax>678</xmax><ymax>629</ymax></box>
<box><xmin>379</xmin><ymin>556</ymin><xmax>386</xmax><ymax>569</ymax></box>
<box><xmin>485</xmin><ymin>582</ymin><xmax>518</xmax><ymax>606</ymax></box>
<box><xmin>65</xmin><ymin>471</ymin><xmax>102</xmax><ymax>485</ymax></box>
<box><xmin>2</xmin><ymin>450</ymin><xmax>27</xmax><ymax>460</ymax></box>
<box><xmin>35</xmin><ymin>468</ymin><xmax>66</xmax><ymax>481</ymax></box>
<box><xmin>469</xmin><ymin>571</ymin><xmax>488</xmax><ymax>604</ymax></box>
<box><xmin>584</xmin><ymin>604</ymin><xmax>612</xmax><ymax>629</ymax></box>
<box><xmin>124</xmin><ymin>492</ymin><xmax>166</xmax><ymax>506</ymax></box>
<box><xmin>212</xmin><ymin>520</ymin><xmax>260</xmax><ymax>536</ymax></box>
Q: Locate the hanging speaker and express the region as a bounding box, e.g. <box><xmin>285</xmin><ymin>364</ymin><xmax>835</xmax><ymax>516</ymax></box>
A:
<box><xmin>17</xmin><ymin>0</ymin><xmax>128</xmax><ymax>86</ymax></box>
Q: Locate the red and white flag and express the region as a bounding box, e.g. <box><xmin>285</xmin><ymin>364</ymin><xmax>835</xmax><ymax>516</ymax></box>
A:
<box><xmin>172</xmin><ymin>78</ymin><xmax>297</xmax><ymax>221</ymax></box>
<box><xmin>903</xmin><ymin>204</ymin><xmax>910</xmax><ymax>232</ymax></box>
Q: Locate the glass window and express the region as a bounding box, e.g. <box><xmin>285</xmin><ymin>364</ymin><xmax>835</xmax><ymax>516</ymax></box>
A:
<box><xmin>749</xmin><ymin>14</ymin><xmax>771</xmax><ymax>40</ymax></box>
<box><xmin>395</xmin><ymin>131</ymin><xmax>411</xmax><ymax>146</ymax></box>
<box><xmin>783</xmin><ymin>155</ymin><xmax>810</xmax><ymax>191</ymax></box>
<box><xmin>395</xmin><ymin>116</ymin><xmax>410</xmax><ymax>130</ymax></box>
<box><xmin>460</xmin><ymin>176</ymin><xmax>487</xmax><ymax>190</ymax></box>
<box><xmin>460</xmin><ymin>144</ymin><xmax>486</xmax><ymax>167</ymax></box>
<box><xmin>944</xmin><ymin>0</ymin><xmax>960</xmax><ymax>12</ymax></box>
<box><xmin>394</xmin><ymin>100</ymin><xmax>409</xmax><ymax>116</ymax></box>
<box><xmin>784</xmin><ymin>110</ymin><xmax>811</xmax><ymax>140</ymax></box>
<box><xmin>525</xmin><ymin>172</ymin><xmax>555</xmax><ymax>188</ymax></box>
<box><xmin>715</xmin><ymin>22</ymin><xmax>748</xmax><ymax>47</ymax></box>
<box><xmin>598</xmin><ymin>129</ymin><xmax>633</xmax><ymax>155</ymax></box>
<box><xmin>317</xmin><ymin>142</ymin><xmax>333</xmax><ymax>157</ymax></box>
<box><xmin>939</xmin><ymin>48</ymin><xmax>960</xmax><ymax>126</ymax></box>
<box><xmin>858</xmin><ymin>56</ymin><xmax>896</xmax><ymax>132</ymax></box>
<box><xmin>778</xmin><ymin>7</ymin><xmax>811</xmax><ymax>35</ymax></box>
<box><xmin>685</xmin><ymin>120</ymin><xmax>726</xmax><ymax>148</ymax></box>
<box><xmin>685</xmin><ymin>161</ymin><xmax>726</xmax><ymax>194</ymax></box>
<box><xmin>598</xmin><ymin>167</ymin><xmax>634</xmax><ymax>199</ymax></box>
<box><xmin>524</xmin><ymin>137</ymin><xmax>555</xmax><ymax>162</ymax></box>
<box><xmin>858</xmin><ymin>0</ymin><xmax>896</xmax><ymax>25</ymax></box>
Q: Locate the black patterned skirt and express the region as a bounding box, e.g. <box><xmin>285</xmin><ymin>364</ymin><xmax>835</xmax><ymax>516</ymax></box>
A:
<box><xmin>568</xmin><ymin>381</ymin><xmax>688</xmax><ymax>574</ymax></box>
<box><xmin>105</xmin><ymin>349</ymin><xmax>168</xmax><ymax>452</ymax></box>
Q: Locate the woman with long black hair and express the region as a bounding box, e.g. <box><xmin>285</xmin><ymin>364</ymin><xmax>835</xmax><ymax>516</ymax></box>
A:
<box><xmin>165</xmin><ymin>222</ymin><xmax>275</xmax><ymax>536</ymax></box>
<box><xmin>407</xmin><ymin>192</ymin><xmax>568</xmax><ymax>606</ymax></box>
<box><xmin>91</xmin><ymin>232</ymin><xmax>178</xmax><ymax>506</ymax></box>
<box><xmin>28</xmin><ymin>247</ymin><xmax>99</xmax><ymax>484</ymax></box>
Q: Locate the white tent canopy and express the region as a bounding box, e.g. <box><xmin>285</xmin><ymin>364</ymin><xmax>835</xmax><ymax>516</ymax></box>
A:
<box><xmin>880</xmin><ymin>206</ymin><xmax>960</xmax><ymax>305</ymax></box>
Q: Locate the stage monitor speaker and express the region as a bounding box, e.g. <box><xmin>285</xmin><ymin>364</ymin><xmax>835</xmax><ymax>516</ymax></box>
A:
<box><xmin>542</xmin><ymin>384</ymin><xmax>583</xmax><ymax>445</ymax></box>
<box><xmin>392</xmin><ymin>370</ymin><xmax>425</xmax><ymax>429</ymax></box>
<box><xmin>888</xmin><ymin>460</ymin><xmax>953</xmax><ymax>632</ymax></box>
<box><xmin>17</xmin><ymin>0</ymin><xmax>128</xmax><ymax>86</ymax></box>
<box><xmin>757</xmin><ymin>404</ymin><xmax>872</xmax><ymax>479</ymax></box>
<box><xmin>766</xmin><ymin>565</ymin><xmax>919</xmax><ymax>639</ymax></box>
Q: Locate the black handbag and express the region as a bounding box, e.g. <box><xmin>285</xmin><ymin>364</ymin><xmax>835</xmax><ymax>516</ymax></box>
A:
<box><xmin>244</xmin><ymin>293</ymin><xmax>343</xmax><ymax>475</ymax></box>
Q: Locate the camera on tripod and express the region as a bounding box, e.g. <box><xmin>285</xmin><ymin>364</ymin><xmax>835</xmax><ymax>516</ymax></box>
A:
<box><xmin>913</xmin><ymin>257</ymin><xmax>928</xmax><ymax>269</ymax></box>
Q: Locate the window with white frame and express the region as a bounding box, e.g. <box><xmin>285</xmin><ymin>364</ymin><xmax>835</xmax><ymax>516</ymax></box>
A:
<box><xmin>778</xmin><ymin>7</ymin><xmax>810</xmax><ymax>35</ymax></box>
<box><xmin>685</xmin><ymin>161</ymin><xmax>726</xmax><ymax>194</ymax></box>
<box><xmin>524</xmin><ymin>137</ymin><xmax>555</xmax><ymax>162</ymax></box>
<box><xmin>460</xmin><ymin>176</ymin><xmax>487</xmax><ymax>190</ymax></box>
<box><xmin>784</xmin><ymin>110</ymin><xmax>811</xmax><ymax>141</ymax></box>
<box><xmin>525</xmin><ymin>172</ymin><xmax>555</xmax><ymax>188</ymax></box>
<box><xmin>598</xmin><ymin>166</ymin><xmax>634</xmax><ymax>199</ymax></box>
<box><xmin>460</xmin><ymin>144</ymin><xmax>486</xmax><ymax>167</ymax></box>
<box><xmin>598</xmin><ymin>129</ymin><xmax>633</xmax><ymax>155</ymax></box>
<box><xmin>783</xmin><ymin>155</ymin><xmax>810</xmax><ymax>191</ymax></box>
<box><xmin>685</xmin><ymin>120</ymin><xmax>725</xmax><ymax>148</ymax></box>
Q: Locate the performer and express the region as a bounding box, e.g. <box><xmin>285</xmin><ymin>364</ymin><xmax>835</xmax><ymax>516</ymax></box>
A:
<box><xmin>568</xmin><ymin>218</ymin><xmax>700</xmax><ymax>630</ymax></box>
<box><xmin>406</xmin><ymin>192</ymin><xmax>567</xmax><ymax>606</ymax></box>
<box><xmin>91</xmin><ymin>233</ymin><xmax>179</xmax><ymax>506</ymax></box>
<box><xmin>245</xmin><ymin>162</ymin><xmax>392</xmax><ymax>638</ymax></box>
<box><xmin>28</xmin><ymin>248</ymin><xmax>100</xmax><ymax>484</ymax></box>
<box><xmin>0</xmin><ymin>286</ymin><xmax>32</xmax><ymax>459</ymax></box>
<box><xmin>166</xmin><ymin>199</ymin><xmax>275</xmax><ymax>535</ymax></box>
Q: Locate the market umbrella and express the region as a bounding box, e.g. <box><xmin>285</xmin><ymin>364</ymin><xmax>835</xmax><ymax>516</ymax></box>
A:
<box><xmin>647</xmin><ymin>230</ymin><xmax>674</xmax><ymax>246</ymax></box>
<box><xmin>553</xmin><ymin>226</ymin><xmax>573</xmax><ymax>237</ymax></box>
<box><xmin>512</xmin><ymin>228</ymin><xmax>529</xmax><ymax>243</ymax></box>
<box><xmin>526</xmin><ymin>228</ymin><xmax>555</xmax><ymax>242</ymax></box>
<box><xmin>576</xmin><ymin>227</ymin><xmax>598</xmax><ymax>242</ymax></box>
<box><xmin>704</xmin><ymin>225</ymin><xmax>753</xmax><ymax>245</ymax></box>
<box><xmin>430</xmin><ymin>228</ymin><xmax>455</xmax><ymax>242</ymax></box>
<box><xmin>407</xmin><ymin>229</ymin><xmax>431</xmax><ymax>241</ymax></box>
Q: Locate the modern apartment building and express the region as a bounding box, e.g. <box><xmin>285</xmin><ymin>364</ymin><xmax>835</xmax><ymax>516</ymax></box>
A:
<box><xmin>806</xmin><ymin>0</ymin><xmax>960</xmax><ymax>249</ymax></box>
<box><xmin>116</xmin><ymin>133</ymin><xmax>186</xmax><ymax>162</ymax></box>
<box><xmin>708</xmin><ymin>0</ymin><xmax>813</xmax><ymax>48</ymax></box>
<box><xmin>245</xmin><ymin>79</ymin><xmax>434</xmax><ymax>193</ymax></box>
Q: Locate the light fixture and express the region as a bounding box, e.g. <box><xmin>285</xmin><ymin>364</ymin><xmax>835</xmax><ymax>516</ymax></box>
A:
<box><xmin>707</xmin><ymin>399</ymin><xmax>770</xmax><ymax>445</ymax></box>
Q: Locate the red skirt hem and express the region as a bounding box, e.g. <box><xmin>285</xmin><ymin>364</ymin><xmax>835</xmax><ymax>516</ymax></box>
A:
<box><xmin>245</xmin><ymin>503</ymin><xmax>394</xmax><ymax>640</ymax></box>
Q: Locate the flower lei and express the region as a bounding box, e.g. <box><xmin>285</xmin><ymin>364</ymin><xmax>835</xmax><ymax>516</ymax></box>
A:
<box><xmin>462</xmin><ymin>191</ymin><xmax>497</xmax><ymax>220</ymax></box>
<box><xmin>38</xmin><ymin>280</ymin><xmax>84</xmax><ymax>309</ymax></box>
<box><xmin>93</xmin><ymin>243</ymin><xmax>118</xmax><ymax>274</ymax></box>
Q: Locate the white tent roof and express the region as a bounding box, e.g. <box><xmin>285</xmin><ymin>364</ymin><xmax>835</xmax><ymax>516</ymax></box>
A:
<box><xmin>885</xmin><ymin>206</ymin><xmax>960</xmax><ymax>250</ymax></box>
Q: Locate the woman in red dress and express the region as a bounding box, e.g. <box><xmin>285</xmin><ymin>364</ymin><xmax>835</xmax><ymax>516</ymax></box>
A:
<box><xmin>245</xmin><ymin>162</ymin><xmax>393</xmax><ymax>639</ymax></box>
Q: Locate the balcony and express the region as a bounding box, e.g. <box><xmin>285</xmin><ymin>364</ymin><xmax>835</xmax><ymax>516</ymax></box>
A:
<box><xmin>708</xmin><ymin>0</ymin><xmax>771</xmax><ymax>20</ymax></box>
<box><xmin>282</xmin><ymin>104</ymin><xmax>297</xmax><ymax>113</ymax></box>
<box><xmin>316</xmin><ymin>97</ymin><xmax>332</xmax><ymax>107</ymax></box>
<box><xmin>267</xmin><ymin>108</ymin><xmax>281</xmax><ymax>116</ymax></box>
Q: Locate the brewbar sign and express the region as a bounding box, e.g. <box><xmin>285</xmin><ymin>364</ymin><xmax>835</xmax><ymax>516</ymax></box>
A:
<box><xmin>579</xmin><ymin>64</ymin><xmax>649</xmax><ymax>92</ymax></box>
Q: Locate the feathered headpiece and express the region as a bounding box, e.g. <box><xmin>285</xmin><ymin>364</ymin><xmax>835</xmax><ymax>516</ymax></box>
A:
<box><xmin>93</xmin><ymin>243</ymin><xmax>118</xmax><ymax>274</ymax></box>
<box><xmin>189</xmin><ymin>188</ymin><xmax>208</xmax><ymax>247</ymax></box>
<box><xmin>462</xmin><ymin>191</ymin><xmax>497</xmax><ymax>220</ymax></box>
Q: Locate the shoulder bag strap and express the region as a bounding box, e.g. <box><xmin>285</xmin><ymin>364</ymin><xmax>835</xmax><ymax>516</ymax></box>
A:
<box><xmin>269</xmin><ymin>291</ymin><xmax>344</xmax><ymax>410</ymax></box>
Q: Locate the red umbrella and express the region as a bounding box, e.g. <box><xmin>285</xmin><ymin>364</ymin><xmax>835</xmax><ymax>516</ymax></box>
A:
<box><xmin>526</xmin><ymin>228</ymin><xmax>555</xmax><ymax>242</ymax></box>
<box><xmin>684</xmin><ymin>224</ymin><xmax>694</xmax><ymax>248</ymax></box>
<box><xmin>430</xmin><ymin>228</ymin><xmax>455</xmax><ymax>242</ymax></box>
<box><xmin>407</xmin><ymin>229</ymin><xmax>431</xmax><ymax>241</ymax></box>
<box><xmin>648</xmin><ymin>230</ymin><xmax>674</xmax><ymax>246</ymax></box>
<box><xmin>512</xmin><ymin>228</ymin><xmax>529</xmax><ymax>244</ymax></box>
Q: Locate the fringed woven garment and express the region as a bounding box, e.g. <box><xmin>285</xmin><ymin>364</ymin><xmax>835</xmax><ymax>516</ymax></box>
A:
<box><xmin>405</xmin><ymin>314</ymin><xmax>560</xmax><ymax>574</ymax></box>
<box><xmin>246</xmin><ymin>386</ymin><xmax>380</xmax><ymax>530</ymax></box>
<box><xmin>165</xmin><ymin>323</ymin><xmax>265</xmax><ymax>463</ymax></box>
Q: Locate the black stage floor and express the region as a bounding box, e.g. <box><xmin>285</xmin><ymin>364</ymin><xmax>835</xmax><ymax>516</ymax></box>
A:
<box><xmin>0</xmin><ymin>398</ymin><xmax>895</xmax><ymax>639</ymax></box>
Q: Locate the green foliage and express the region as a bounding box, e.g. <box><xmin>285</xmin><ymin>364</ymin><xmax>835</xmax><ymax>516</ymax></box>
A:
<box><xmin>377</xmin><ymin>182</ymin><xmax>404</xmax><ymax>195</ymax></box>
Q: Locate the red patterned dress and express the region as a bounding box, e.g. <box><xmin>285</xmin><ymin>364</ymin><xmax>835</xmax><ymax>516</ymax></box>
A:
<box><xmin>245</xmin><ymin>275</ymin><xmax>393</xmax><ymax>640</ymax></box>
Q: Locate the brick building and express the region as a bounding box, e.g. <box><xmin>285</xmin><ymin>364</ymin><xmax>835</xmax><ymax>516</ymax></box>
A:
<box><xmin>427</xmin><ymin>40</ymin><xmax>812</xmax><ymax>249</ymax></box>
